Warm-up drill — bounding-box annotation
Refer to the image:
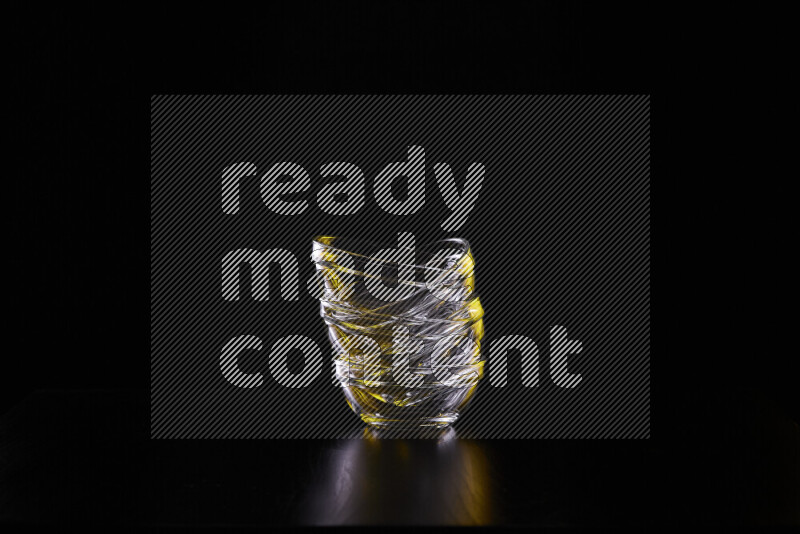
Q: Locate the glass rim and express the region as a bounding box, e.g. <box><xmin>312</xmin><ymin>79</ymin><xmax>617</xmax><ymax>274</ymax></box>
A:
<box><xmin>311</xmin><ymin>235</ymin><xmax>471</xmax><ymax>273</ymax></box>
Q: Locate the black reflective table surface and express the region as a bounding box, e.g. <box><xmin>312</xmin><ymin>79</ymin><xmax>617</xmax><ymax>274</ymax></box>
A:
<box><xmin>1</xmin><ymin>390</ymin><xmax>797</xmax><ymax>528</ymax></box>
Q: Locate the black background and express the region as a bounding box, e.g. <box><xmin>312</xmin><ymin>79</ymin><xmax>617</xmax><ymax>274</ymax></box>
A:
<box><xmin>6</xmin><ymin>1</ymin><xmax>799</xmax><ymax>529</ymax></box>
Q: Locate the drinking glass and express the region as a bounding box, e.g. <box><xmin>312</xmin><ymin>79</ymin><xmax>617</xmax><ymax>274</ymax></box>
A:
<box><xmin>312</xmin><ymin>235</ymin><xmax>485</xmax><ymax>428</ymax></box>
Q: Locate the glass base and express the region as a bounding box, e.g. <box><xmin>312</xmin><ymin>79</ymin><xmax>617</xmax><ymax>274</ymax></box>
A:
<box><xmin>360</xmin><ymin>413</ymin><xmax>459</xmax><ymax>428</ymax></box>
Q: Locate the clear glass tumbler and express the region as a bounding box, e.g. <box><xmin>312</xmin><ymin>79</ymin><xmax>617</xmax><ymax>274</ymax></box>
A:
<box><xmin>312</xmin><ymin>235</ymin><xmax>485</xmax><ymax>428</ymax></box>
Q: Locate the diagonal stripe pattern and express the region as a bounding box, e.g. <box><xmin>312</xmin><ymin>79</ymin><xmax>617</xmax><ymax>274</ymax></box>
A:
<box><xmin>151</xmin><ymin>95</ymin><xmax>650</xmax><ymax>439</ymax></box>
